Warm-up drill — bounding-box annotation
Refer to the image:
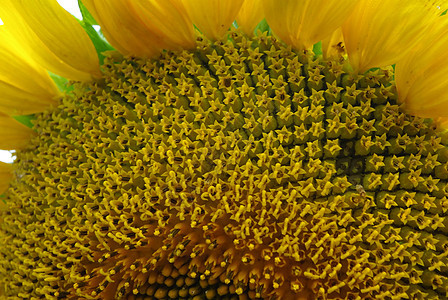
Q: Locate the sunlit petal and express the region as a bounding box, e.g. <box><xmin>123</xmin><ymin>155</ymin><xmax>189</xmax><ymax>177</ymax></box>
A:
<box><xmin>342</xmin><ymin>0</ymin><xmax>440</xmax><ymax>73</ymax></box>
<box><xmin>395</xmin><ymin>14</ymin><xmax>448</xmax><ymax>120</ymax></box>
<box><xmin>322</xmin><ymin>28</ymin><xmax>346</xmax><ymax>59</ymax></box>
<box><xmin>263</xmin><ymin>0</ymin><xmax>357</xmax><ymax>50</ymax></box>
<box><xmin>0</xmin><ymin>82</ymin><xmax>58</xmax><ymax>116</ymax></box>
<box><xmin>182</xmin><ymin>0</ymin><xmax>245</xmax><ymax>40</ymax></box>
<box><xmin>434</xmin><ymin>117</ymin><xmax>448</xmax><ymax>130</ymax></box>
<box><xmin>236</xmin><ymin>0</ymin><xmax>264</xmax><ymax>36</ymax></box>
<box><xmin>0</xmin><ymin>113</ymin><xmax>35</xmax><ymax>150</ymax></box>
<box><xmin>84</xmin><ymin>0</ymin><xmax>197</xmax><ymax>57</ymax></box>
<box><xmin>129</xmin><ymin>0</ymin><xmax>196</xmax><ymax>51</ymax></box>
<box><xmin>0</xmin><ymin>0</ymin><xmax>101</xmax><ymax>81</ymax></box>
<box><xmin>0</xmin><ymin>162</ymin><xmax>13</xmax><ymax>194</ymax></box>
<box><xmin>83</xmin><ymin>0</ymin><xmax>155</xmax><ymax>57</ymax></box>
<box><xmin>0</xmin><ymin>27</ymin><xmax>59</xmax><ymax>115</ymax></box>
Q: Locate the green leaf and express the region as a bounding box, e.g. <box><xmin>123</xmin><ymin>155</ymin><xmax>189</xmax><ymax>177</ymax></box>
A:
<box><xmin>77</xmin><ymin>0</ymin><xmax>114</xmax><ymax>64</ymax></box>
<box><xmin>80</xmin><ymin>23</ymin><xmax>114</xmax><ymax>64</ymax></box>
<box><xmin>366</xmin><ymin>67</ymin><xmax>380</xmax><ymax>73</ymax></box>
<box><xmin>49</xmin><ymin>72</ymin><xmax>72</xmax><ymax>92</ymax></box>
<box><xmin>78</xmin><ymin>0</ymin><xmax>97</xmax><ymax>25</ymax></box>
<box><xmin>255</xmin><ymin>19</ymin><xmax>271</xmax><ymax>35</ymax></box>
<box><xmin>313</xmin><ymin>41</ymin><xmax>323</xmax><ymax>56</ymax></box>
<box><xmin>13</xmin><ymin>115</ymin><xmax>35</xmax><ymax>128</ymax></box>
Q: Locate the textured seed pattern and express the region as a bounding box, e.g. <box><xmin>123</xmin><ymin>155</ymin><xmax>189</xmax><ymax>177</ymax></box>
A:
<box><xmin>1</xmin><ymin>31</ymin><xmax>448</xmax><ymax>299</ymax></box>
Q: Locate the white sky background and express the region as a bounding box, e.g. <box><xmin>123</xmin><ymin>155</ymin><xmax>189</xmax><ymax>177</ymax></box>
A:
<box><xmin>0</xmin><ymin>0</ymin><xmax>81</xmax><ymax>163</ymax></box>
<box><xmin>57</xmin><ymin>0</ymin><xmax>83</xmax><ymax>19</ymax></box>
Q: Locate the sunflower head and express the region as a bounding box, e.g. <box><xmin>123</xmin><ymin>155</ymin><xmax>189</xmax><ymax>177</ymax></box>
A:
<box><xmin>1</xmin><ymin>1</ymin><xmax>448</xmax><ymax>299</ymax></box>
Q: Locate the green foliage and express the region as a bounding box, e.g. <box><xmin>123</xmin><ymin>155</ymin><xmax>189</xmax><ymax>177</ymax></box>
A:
<box><xmin>49</xmin><ymin>72</ymin><xmax>72</xmax><ymax>93</ymax></box>
<box><xmin>78</xmin><ymin>0</ymin><xmax>97</xmax><ymax>25</ymax></box>
<box><xmin>254</xmin><ymin>19</ymin><xmax>271</xmax><ymax>35</ymax></box>
<box><xmin>78</xmin><ymin>0</ymin><xmax>114</xmax><ymax>64</ymax></box>
<box><xmin>313</xmin><ymin>41</ymin><xmax>323</xmax><ymax>56</ymax></box>
<box><xmin>13</xmin><ymin>115</ymin><xmax>35</xmax><ymax>128</ymax></box>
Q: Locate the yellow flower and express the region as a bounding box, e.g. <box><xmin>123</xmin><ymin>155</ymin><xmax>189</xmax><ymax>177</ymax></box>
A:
<box><xmin>342</xmin><ymin>0</ymin><xmax>441</xmax><ymax>73</ymax></box>
<box><xmin>395</xmin><ymin>10</ymin><xmax>448</xmax><ymax>122</ymax></box>
<box><xmin>1</xmin><ymin>1</ymin><xmax>448</xmax><ymax>299</ymax></box>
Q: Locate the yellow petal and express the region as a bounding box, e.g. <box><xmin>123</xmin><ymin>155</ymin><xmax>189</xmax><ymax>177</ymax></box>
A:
<box><xmin>84</xmin><ymin>0</ymin><xmax>197</xmax><ymax>57</ymax></box>
<box><xmin>0</xmin><ymin>27</ymin><xmax>59</xmax><ymax>115</ymax></box>
<box><xmin>263</xmin><ymin>0</ymin><xmax>357</xmax><ymax>50</ymax></box>
<box><xmin>321</xmin><ymin>28</ymin><xmax>346</xmax><ymax>60</ymax></box>
<box><xmin>0</xmin><ymin>113</ymin><xmax>35</xmax><ymax>150</ymax></box>
<box><xmin>83</xmin><ymin>0</ymin><xmax>169</xmax><ymax>57</ymax></box>
<box><xmin>395</xmin><ymin>48</ymin><xmax>448</xmax><ymax>118</ymax></box>
<box><xmin>0</xmin><ymin>0</ymin><xmax>101</xmax><ymax>81</ymax></box>
<box><xmin>129</xmin><ymin>0</ymin><xmax>196</xmax><ymax>50</ymax></box>
<box><xmin>434</xmin><ymin>117</ymin><xmax>448</xmax><ymax>130</ymax></box>
<box><xmin>0</xmin><ymin>81</ymin><xmax>58</xmax><ymax>116</ymax></box>
<box><xmin>236</xmin><ymin>0</ymin><xmax>264</xmax><ymax>36</ymax></box>
<box><xmin>182</xmin><ymin>0</ymin><xmax>245</xmax><ymax>40</ymax></box>
<box><xmin>0</xmin><ymin>162</ymin><xmax>13</xmax><ymax>194</ymax></box>
<box><xmin>396</xmin><ymin>17</ymin><xmax>448</xmax><ymax>119</ymax></box>
<box><xmin>81</xmin><ymin>0</ymin><xmax>136</xmax><ymax>56</ymax></box>
<box><xmin>342</xmin><ymin>0</ymin><xmax>440</xmax><ymax>73</ymax></box>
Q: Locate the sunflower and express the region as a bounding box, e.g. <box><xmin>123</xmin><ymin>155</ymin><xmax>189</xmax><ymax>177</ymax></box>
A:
<box><xmin>1</xmin><ymin>0</ymin><xmax>448</xmax><ymax>299</ymax></box>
